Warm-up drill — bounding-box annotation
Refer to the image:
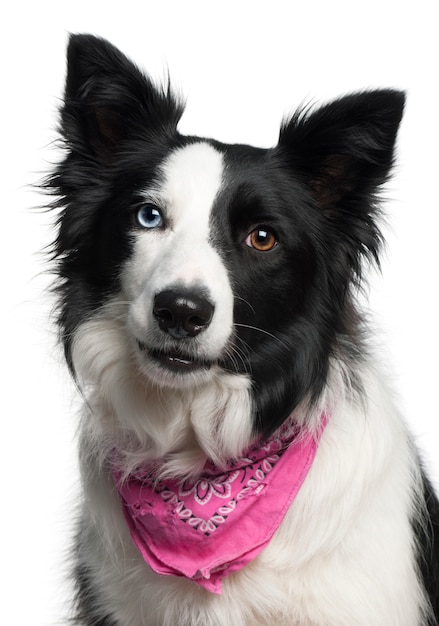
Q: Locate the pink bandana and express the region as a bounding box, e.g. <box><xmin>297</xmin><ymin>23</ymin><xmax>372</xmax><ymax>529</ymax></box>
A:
<box><xmin>113</xmin><ymin>416</ymin><xmax>326</xmax><ymax>594</ymax></box>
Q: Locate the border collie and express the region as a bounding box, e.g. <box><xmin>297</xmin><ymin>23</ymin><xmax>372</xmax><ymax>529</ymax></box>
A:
<box><xmin>48</xmin><ymin>34</ymin><xmax>438</xmax><ymax>625</ymax></box>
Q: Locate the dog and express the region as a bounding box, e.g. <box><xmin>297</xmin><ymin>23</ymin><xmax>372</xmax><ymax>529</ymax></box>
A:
<box><xmin>48</xmin><ymin>34</ymin><xmax>439</xmax><ymax>625</ymax></box>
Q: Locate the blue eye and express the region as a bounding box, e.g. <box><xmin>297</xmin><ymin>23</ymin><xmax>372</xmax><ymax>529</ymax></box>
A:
<box><xmin>136</xmin><ymin>204</ymin><xmax>164</xmax><ymax>229</ymax></box>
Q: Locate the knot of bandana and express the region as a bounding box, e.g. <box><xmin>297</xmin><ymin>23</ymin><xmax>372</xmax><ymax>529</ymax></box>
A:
<box><xmin>113</xmin><ymin>416</ymin><xmax>326</xmax><ymax>594</ymax></box>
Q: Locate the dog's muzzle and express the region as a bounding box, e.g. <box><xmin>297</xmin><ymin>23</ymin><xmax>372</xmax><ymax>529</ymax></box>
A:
<box><xmin>135</xmin><ymin>287</ymin><xmax>217</xmax><ymax>376</ymax></box>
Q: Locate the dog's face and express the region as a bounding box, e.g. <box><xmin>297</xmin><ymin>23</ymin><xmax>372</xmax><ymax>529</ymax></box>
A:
<box><xmin>51</xmin><ymin>35</ymin><xmax>404</xmax><ymax>454</ymax></box>
<box><xmin>123</xmin><ymin>139</ymin><xmax>320</xmax><ymax>394</ymax></box>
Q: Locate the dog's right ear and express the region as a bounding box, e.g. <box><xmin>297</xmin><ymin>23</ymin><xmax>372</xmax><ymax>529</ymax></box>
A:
<box><xmin>61</xmin><ymin>34</ymin><xmax>183</xmax><ymax>162</ymax></box>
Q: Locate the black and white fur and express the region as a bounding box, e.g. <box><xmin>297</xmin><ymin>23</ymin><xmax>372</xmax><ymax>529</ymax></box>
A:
<box><xmin>48</xmin><ymin>34</ymin><xmax>439</xmax><ymax>625</ymax></box>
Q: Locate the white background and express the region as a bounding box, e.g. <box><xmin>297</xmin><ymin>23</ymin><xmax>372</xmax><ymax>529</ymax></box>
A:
<box><xmin>2</xmin><ymin>1</ymin><xmax>438</xmax><ymax>623</ymax></box>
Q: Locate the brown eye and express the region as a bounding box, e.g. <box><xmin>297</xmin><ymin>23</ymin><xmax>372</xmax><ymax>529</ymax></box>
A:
<box><xmin>245</xmin><ymin>227</ymin><xmax>278</xmax><ymax>252</ymax></box>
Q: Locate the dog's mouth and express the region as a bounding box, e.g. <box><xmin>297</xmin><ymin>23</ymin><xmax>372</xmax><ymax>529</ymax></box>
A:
<box><xmin>137</xmin><ymin>341</ymin><xmax>213</xmax><ymax>373</ymax></box>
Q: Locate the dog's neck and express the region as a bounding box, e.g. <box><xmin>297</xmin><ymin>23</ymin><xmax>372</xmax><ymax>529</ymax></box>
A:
<box><xmin>74</xmin><ymin>313</ymin><xmax>338</xmax><ymax>482</ymax></box>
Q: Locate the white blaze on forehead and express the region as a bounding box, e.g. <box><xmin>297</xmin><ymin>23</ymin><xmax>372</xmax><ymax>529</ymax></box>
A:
<box><xmin>124</xmin><ymin>141</ymin><xmax>226</xmax><ymax>295</ymax></box>
<box><xmin>159</xmin><ymin>141</ymin><xmax>224</xmax><ymax>233</ymax></box>
<box><xmin>152</xmin><ymin>141</ymin><xmax>226</xmax><ymax>286</ymax></box>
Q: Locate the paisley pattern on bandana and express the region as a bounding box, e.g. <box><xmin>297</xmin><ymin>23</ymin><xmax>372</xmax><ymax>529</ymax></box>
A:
<box><xmin>178</xmin><ymin>470</ymin><xmax>240</xmax><ymax>506</ymax></box>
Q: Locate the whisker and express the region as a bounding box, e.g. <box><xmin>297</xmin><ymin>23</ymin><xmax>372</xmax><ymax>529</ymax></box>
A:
<box><xmin>232</xmin><ymin>345</ymin><xmax>249</xmax><ymax>370</ymax></box>
<box><xmin>234</xmin><ymin>323</ymin><xmax>277</xmax><ymax>342</ymax></box>
<box><xmin>224</xmin><ymin>344</ymin><xmax>251</xmax><ymax>375</ymax></box>
<box><xmin>234</xmin><ymin>323</ymin><xmax>291</xmax><ymax>351</ymax></box>
<box><xmin>234</xmin><ymin>334</ymin><xmax>252</xmax><ymax>355</ymax></box>
<box><xmin>234</xmin><ymin>295</ymin><xmax>256</xmax><ymax>316</ymax></box>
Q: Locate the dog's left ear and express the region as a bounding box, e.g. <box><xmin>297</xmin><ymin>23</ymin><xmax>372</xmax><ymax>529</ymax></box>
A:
<box><xmin>277</xmin><ymin>90</ymin><xmax>405</xmax><ymax>269</ymax></box>
<box><xmin>278</xmin><ymin>90</ymin><xmax>405</xmax><ymax>210</ymax></box>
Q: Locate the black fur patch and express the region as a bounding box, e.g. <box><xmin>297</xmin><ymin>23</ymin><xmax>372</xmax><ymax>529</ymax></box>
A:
<box><xmin>414</xmin><ymin>473</ymin><xmax>439</xmax><ymax>623</ymax></box>
<box><xmin>73</xmin><ymin>563</ymin><xmax>117</xmax><ymax>626</ymax></box>
<box><xmin>207</xmin><ymin>90</ymin><xmax>405</xmax><ymax>435</ymax></box>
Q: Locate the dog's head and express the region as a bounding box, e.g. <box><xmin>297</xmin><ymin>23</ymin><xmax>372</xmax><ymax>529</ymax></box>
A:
<box><xmin>49</xmin><ymin>35</ymin><xmax>404</xmax><ymax>463</ymax></box>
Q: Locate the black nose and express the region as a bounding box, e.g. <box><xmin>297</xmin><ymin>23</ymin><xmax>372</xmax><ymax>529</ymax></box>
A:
<box><xmin>153</xmin><ymin>289</ymin><xmax>215</xmax><ymax>339</ymax></box>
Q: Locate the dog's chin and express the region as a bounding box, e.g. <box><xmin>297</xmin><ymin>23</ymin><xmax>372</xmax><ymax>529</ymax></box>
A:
<box><xmin>136</xmin><ymin>341</ymin><xmax>217</xmax><ymax>389</ymax></box>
